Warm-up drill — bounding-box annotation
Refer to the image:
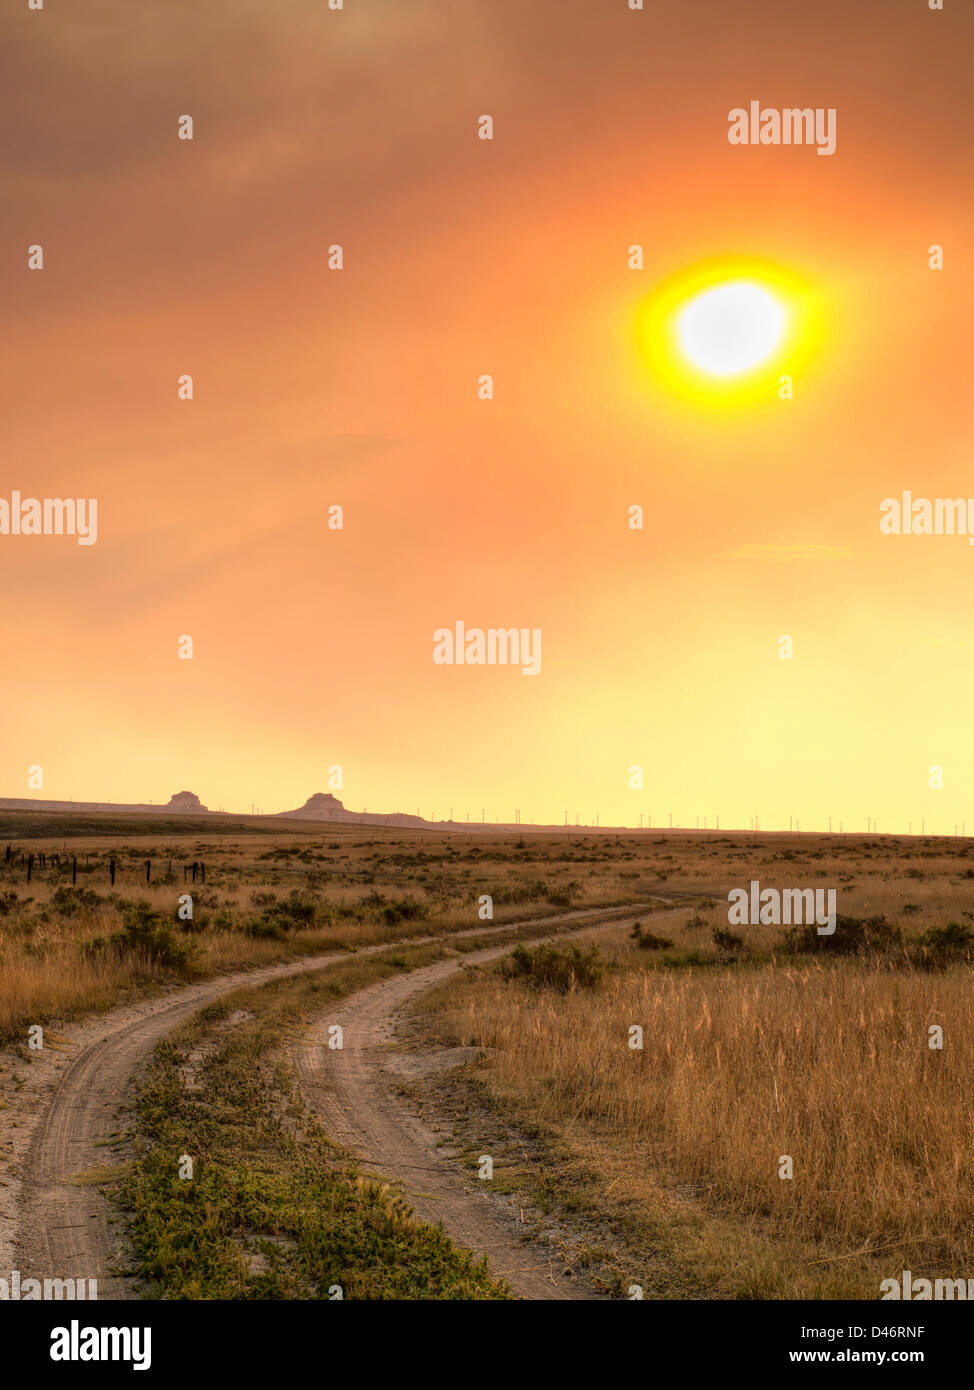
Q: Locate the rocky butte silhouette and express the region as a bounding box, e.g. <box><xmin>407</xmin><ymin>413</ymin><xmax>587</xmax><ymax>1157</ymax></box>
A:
<box><xmin>276</xmin><ymin>793</ymin><xmax>428</xmax><ymax>828</ymax></box>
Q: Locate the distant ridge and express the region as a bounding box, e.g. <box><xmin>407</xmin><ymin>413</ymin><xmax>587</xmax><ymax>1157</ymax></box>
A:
<box><xmin>0</xmin><ymin>790</ymin><xmax>622</xmax><ymax>833</ymax></box>
<box><xmin>0</xmin><ymin>790</ymin><xmax>211</xmax><ymax>814</ymax></box>
<box><xmin>0</xmin><ymin>788</ymin><xmax>445</xmax><ymax>830</ymax></box>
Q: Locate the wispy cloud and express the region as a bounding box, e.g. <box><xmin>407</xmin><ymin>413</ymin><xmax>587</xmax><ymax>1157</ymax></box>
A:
<box><xmin>722</xmin><ymin>544</ymin><xmax>852</xmax><ymax>563</ymax></box>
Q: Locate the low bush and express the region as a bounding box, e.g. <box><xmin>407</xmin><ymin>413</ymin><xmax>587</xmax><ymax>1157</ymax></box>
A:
<box><xmin>630</xmin><ymin>922</ymin><xmax>673</xmax><ymax>950</ymax></box>
<box><xmin>499</xmin><ymin>942</ymin><xmax>604</xmax><ymax>993</ymax></box>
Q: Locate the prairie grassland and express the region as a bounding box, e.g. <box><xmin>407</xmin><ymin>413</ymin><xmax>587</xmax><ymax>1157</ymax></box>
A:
<box><xmin>2</xmin><ymin>817</ymin><xmax>972</xmax><ymax>1043</ymax></box>
<box><xmin>0</xmin><ymin>814</ymin><xmax>667</xmax><ymax>1041</ymax></box>
<box><xmin>412</xmin><ymin>835</ymin><xmax>974</xmax><ymax>1297</ymax></box>
<box><xmin>5</xmin><ymin>813</ymin><xmax>972</xmax><ymax>1296</ymax></box>
<box><xmin>425</xmin><ymin>949</ymin><xmax>973</xmax><ymax>1262</ymax></box>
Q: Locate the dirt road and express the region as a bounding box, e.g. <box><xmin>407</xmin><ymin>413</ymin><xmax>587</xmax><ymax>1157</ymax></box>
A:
<box><xmin>9</xmin><ymin>901</ymin><xmax>674</xmax><ymax>1298</ymax></box>
<box><xmin>289</xmin><ymin>905</ymin><xmax>692</xmax><ymax>1300</ymax></box>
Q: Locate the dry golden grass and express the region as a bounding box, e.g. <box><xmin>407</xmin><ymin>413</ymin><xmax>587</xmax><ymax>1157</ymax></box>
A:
<box><xmin>422</xmin><ymin>926</ymin><xmax>974</xmax><ymax>1291</ymax></box>
<box><xmin>2</xmin><ymin>818</ymin><xmax>972</xmax><ymax>1044</ymax></box>
<box><xmin>0</xmin><ymin>816</ymin><xmax>661</xmax><ymax>1040</ymax></box>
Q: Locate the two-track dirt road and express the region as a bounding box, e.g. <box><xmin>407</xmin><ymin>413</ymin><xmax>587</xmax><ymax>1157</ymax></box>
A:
<box><xmin>8</xmin><ymin>897</ymin><xmax>699</xmax><ymax>1299</ymax></box>
<box><xmin>288</xmin><ymin>903</ymin><xmax>699</xmax><ymax>1300</ymax></box>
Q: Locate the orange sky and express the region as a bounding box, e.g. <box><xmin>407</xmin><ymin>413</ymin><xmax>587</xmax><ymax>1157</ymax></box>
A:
<box><xmin>2</xmin><ymin>0</ymin><xmax>972</xmax><ymax>831</ymax></box>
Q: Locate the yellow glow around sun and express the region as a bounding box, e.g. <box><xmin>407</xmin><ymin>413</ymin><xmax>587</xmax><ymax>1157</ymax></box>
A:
<box><xmin>635</xmin><ymin>257</ymin><xmax>822</xmax><ymax>408</ymax></box>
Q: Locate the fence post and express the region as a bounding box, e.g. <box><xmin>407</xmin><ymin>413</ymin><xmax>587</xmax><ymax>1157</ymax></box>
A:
<box><xmin>110</xmin><ymin>859</ymin><xmax>116</xmax><ymax>887</ymax></box>
<box><xmin>27</xmin><ymin>854</ymin><xmax>33</xmax><ymax>883</ymax></box>
<box><xmin>72</xmin><ymin>857</ymin><xmax>77</xmax><ymax>885</ymax></box>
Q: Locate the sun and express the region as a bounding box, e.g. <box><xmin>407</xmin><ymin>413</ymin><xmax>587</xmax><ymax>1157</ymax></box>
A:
<box><xmin>635</xmin><ymin>256</ymin><xmax>822</xmax><ymax>408</ymax></box>
<box><xmin>677</xmin><ymin>281</ymin><xmax>785</xmax><ymax>377</ymax></box>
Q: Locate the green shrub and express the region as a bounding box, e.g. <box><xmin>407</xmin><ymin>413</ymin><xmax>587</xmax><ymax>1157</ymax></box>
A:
<box><xmin>499</xmin><ymin>942</ymin><xmax>604</xmax><ymax>993</ymax></box>
<box><xmin>923</xmin><ymin>920</ymin><xmax>973</xmax><ymax>951</ymax></box>
<box><xmin>246</xmin><ymin>890</ymin><xmax>318</xmax><ymax>939</ymax></box>
<box><xmin>781</xmin><ymin>914</ymin><xmax>902</xmax><ymax>956</ymax></box>
<box><xmin>911</xmin><ymin>921</ymin><xmax>974</xmax><ymax>968</ymax></box>
<box><xmin>84</xmin><ymin>900</ymin><xmax>197</xmax><ymax>971</ymax></box>
<box><xmin>630</xmin><ymin>922</ymin><xmax>673</xmax><ymax>950</ymax></box>
<box><xmin>50</xmin><ymin>886</ymin><xmax>104</xmax><ymax>917</ymax></box>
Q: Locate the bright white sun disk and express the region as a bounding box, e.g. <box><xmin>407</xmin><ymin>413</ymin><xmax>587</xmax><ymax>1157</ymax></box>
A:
<box><xmin>677</xmin><ymin>281</ymin><xmax>785</xmax><ymax>376</ymax></box>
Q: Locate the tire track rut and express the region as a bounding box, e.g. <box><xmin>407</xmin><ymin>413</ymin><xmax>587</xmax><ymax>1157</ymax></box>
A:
<box><xmin>290</xmin><ymin>905</ymin><xmax>693</xmax><ymax>1300</ymax></box>
<box><xmin>12</xmin><ymin>900</ymin><xmax>681</xmax><ymax>1297</ymax></box>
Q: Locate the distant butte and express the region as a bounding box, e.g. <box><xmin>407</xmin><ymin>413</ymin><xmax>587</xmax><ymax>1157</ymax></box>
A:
<box><xmin>165</xmin><ymin>790</ymin><xmax>209</xmax><ymax>812</ymax></box>
<box><xmin>276</xmin><ymin>793</ymin><xmax>427</xmax><ymax>828</ymax></box>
